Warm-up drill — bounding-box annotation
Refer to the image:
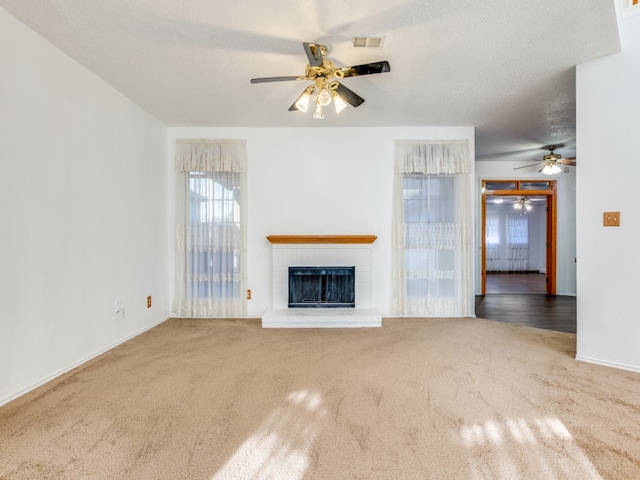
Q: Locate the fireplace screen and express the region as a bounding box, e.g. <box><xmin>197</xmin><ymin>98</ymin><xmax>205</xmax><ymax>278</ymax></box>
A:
<box><xmin>288</xmin><ymin>266</ymin><xmax>355</xmax><ymax>308</ymax></box>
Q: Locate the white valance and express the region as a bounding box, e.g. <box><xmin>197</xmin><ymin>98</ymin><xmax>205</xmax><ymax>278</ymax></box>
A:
<box><xmin>176</xmin><ymin>139</ymin><xmax>247</xmax><ymax>173</ymax></box>
<box><xmin>395</xmin><ymin>140</ymin><xmax>471</xmax><ymax>175</ymax></box>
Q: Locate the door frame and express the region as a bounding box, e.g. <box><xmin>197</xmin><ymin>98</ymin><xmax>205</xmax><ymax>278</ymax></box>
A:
<box><xmin>481</xmin><ymin>180</ymin><xmax>557</xmax><ymax>295</ymax></box>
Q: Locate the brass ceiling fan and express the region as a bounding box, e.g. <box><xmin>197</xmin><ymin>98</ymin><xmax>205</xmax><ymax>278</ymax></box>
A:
<box><xmin>250</xmin><ymin>42</ymin><xmax>390</xmax><ymax>119</ymax></box>
<box><xmin>513</xmin><ymin>145</ymin><xmax>577</xmax><ymax>175</ymax></box>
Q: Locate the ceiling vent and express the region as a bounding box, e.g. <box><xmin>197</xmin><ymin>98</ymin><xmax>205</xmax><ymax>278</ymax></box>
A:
<box><xmin>352</xmin><ymin>36</ymin><xmax>384</xmax><ymax>48</ymax></box>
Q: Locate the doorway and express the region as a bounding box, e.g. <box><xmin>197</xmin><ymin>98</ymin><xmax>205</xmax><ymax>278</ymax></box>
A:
<box><xmin>481</xmin><ymin>180</ymin><xmax>557</xmax><ymax>295</ymax></box>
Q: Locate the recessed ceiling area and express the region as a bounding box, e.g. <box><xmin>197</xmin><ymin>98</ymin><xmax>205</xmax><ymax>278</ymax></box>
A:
<box><xmin>0</xmin><ymin>0</ymin><xmax>621</xmax><ymax>160</ymax></box>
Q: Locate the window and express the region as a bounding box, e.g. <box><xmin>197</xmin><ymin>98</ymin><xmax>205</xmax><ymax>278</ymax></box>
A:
<box><xmin>485</xmin><ymin>181</ymin><xmax>516</xmax><ymax>191</ymax></box>
<box><xmin>402</xmin><ymin>175</ymin><xmax>456</xmax><ymax>300</ymax></box>
<box><xmin>507</xmin><ymin>214</ymin><xmax>529</xmax><ymax>270</ymax></box>
<box><xmin>174</xmin><ymin>139</ymin><xmax>247</xmax><ymax>317</ymax></box>
<box><xmin>187</xmin><ymin>172</ymin><xmax>243</xmax><ymax>300</ymax></box>
<box><xmin>519</xmin><ymin>181</ymin><xmax>550</xmax><ymax>190</ymax></box>
<box><xmin>486</xmin><ymin>212</ymin><xmax>501</xmax><ymax>271</ymax></box>
<box><xmin>392</xmin><ymin>140</ymin><xmax>473</xmax><ymax>317</ymax></box>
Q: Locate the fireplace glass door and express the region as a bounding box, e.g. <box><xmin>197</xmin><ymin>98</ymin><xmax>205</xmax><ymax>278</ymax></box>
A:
<box><xmin>288</xmin><ymin>266</ymin><xmax>355</xmax><ymax>308</ymax></box>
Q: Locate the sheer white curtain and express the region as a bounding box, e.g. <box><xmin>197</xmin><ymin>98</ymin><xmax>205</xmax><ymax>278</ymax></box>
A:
<box><xmin>485</xmin><ymin>212</ymin><xmax>501</xmax><ymax>271</ymax></box>
<box><xmin>392</xmin><ymin>140</ymin><xmax>473</xmax><ymax>317</ymax></box>
<box><xmin>507</xmin><ymin>213</ymin><xmax>529</xmax><ymax>271</ymax></box>
<box><xmin>173</xmin><ymin>139</ymin><xmax>247</xmax><ymax>317</ymax></box>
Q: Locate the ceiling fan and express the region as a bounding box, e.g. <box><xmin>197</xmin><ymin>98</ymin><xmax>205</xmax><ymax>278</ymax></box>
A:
<box><xmin>250</xmin><ymin>42</ymin><xmax>390</xmax><ymax>119</ymax></box>
<box><xmin>513</xmin><ymin>145</ymin><xmax>576</xmax><ymax>175</ymax></box>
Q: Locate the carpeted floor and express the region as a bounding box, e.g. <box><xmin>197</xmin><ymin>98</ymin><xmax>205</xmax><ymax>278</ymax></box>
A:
<box><xmin>1</xmin><ymin>317</ymin><xmax>639</xmax><ymax>479</ymax></box>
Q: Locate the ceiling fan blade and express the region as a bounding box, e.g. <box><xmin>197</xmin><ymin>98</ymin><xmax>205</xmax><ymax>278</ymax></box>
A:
<box><xmin>250</xmin><ymin>76</ymin><xmax>300</xmax><ymax>84</ymax></box>
<box><xmin>335</xmin><ymin>83</ymin><xmax>365</xmax><ymax>108</ymax></box>
<box><xmin>560</xmin><ymin>157</ymin><xmax>577</xmax><ymax>166</ymax></box>
<box><xmin>303</xmin><ymin>42</ymin><xmax>325</xmax><ymax>67</ymax></box>
<box><xmin>513</xmin><ymin>163</ymin><xmax>542</xmax><ymax>170</ymax></box>
<box><xmin>339</xmin><ymin>61</ymin><xmax>391</xmax><ymax>78</ymax></box>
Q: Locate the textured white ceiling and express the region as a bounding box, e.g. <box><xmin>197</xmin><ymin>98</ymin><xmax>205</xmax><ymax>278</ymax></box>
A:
<box><xmin>0</xmin><ymin>0</ymin><xmax>620</xmax><ymax>159</ymax></box>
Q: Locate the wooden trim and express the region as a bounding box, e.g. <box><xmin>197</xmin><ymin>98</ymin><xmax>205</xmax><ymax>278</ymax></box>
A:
<box><xmin>481</xmin><ymin>191</ymin><xmax>487</xmax><ymax>295</ymax></box>
<box><xmin>266</xmin><ymin>235</ymin><xmax>377</xmax><ymax>244</ymax></box>
<box><xmin>484</xmin><ymin>189</ymin><xmax>553</xmax><ymax>196</ymax></box>
<box><xmin>480</xmin><ymin>179</ymin><xmax>558</xmax><ymax>296</ymax></box>
<box><xmin>547</xmin><ymin>182</ymin><xmax>557</xmax><ymax>295</ymax></box>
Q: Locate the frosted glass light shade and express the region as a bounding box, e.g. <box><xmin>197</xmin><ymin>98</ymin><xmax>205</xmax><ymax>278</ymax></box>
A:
<box><xmin>317</xmin><ymin>88</ymin><xmax>332</xmax><ymax>107</ymax></box>
<box><xmin>295</xmin><ymin>91</ymin><xmax>311</xmax><ymax>112</ymax></box>
<box><xmin>333</xmin><ymin>91</ymin><xmax>348</xmax><ymax>113</ymax></box>
<box><xmin>541</xmin><ymin>163</ymin><xmax>562</xmax><ymax>175</ymax></box>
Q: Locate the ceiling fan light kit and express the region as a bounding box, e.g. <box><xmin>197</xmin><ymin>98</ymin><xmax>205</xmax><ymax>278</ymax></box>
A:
<box><xmin>541</xmin><ymin>163</ymin><xmax>562</xmax><ymax>175</ymax></box>
<box><xmin>250</xmin><ymin>42</ymin><xmax>390</xmax><ymax>119</ymax></box>
<box><xmin>514</xmin><ymin>196</ymin><xmax>533</xmax><ymax>211</ymax></box>
<box><xmin>513</xmin><ymin>145</ymin><xmax>577</xmax><ymax>175</ymax></box>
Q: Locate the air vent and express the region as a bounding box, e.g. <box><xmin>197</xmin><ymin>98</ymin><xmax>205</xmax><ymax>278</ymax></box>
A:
<box><xmin>353</xmin><ymin>36</ymin><xmax>384</xmax><ymax>48</ymax></box>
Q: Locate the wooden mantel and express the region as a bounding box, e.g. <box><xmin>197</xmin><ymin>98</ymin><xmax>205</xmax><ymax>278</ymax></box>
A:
<box><xmin>266</xmin><ymin>235</ymin><xmax>377</xmax><ymax>244</ymax></box>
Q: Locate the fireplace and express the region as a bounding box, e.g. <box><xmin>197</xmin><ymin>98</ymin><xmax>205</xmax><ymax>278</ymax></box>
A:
<box><xmin>263</xmin><ymin>235</ymin><xmax>380</xmax><ymax>328</ymax></box>
<box><xmin>289</xmin><ymin>266</ymin><xmax>355</xmax><ymax>308</ymax></box>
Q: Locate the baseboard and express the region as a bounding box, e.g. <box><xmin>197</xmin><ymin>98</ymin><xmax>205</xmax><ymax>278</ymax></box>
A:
<box><xmin>575</xmin><ymin>355</ymin><xmax>640</xmax><ymax>374</ymax></box>
<box><xmin>0</xmin><ymin>316</ymin><xmax>170</xmax><ymax>408</ymax></box>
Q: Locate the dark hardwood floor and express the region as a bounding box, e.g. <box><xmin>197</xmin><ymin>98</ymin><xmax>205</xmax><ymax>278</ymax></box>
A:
<box><xmin>485</xmin><ymin>272</ymin><xmax>547</xmax><ymax>294</ymax></box>
<box><xmin>475</xmin><ymin>273</ymin><xmax>576</xmax><ymax>334</ymax></box>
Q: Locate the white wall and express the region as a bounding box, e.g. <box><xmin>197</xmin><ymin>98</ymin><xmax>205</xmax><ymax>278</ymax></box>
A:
<box><xmin>167</xmin><ymin>127</ymin><xmax>475</xmax><ymax>317</ymax></box>
<box><xmin>475</xmin><ymin>161</ymin><xmax>577</xmax><ymax>295</ymax></box>
<box><xmin>575</xmin><ymin>8</ymin><xmax>640</xmax><ymax>372</ymax></box>
<box><xmin>0</xmin><ymin>7</ymin><xmax>170</xmax><ymax>405</ymax></box>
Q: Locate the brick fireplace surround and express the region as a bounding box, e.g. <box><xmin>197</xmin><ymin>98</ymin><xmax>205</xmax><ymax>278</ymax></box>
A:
<box><xmin>261</xmin><ymin>235</ymin><xmax>382</xmax><ymax>328</ymax></box>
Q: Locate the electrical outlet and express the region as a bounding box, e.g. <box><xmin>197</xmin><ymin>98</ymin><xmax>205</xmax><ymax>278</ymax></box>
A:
<box><xmin>247</xmin><ymin>289</ymin><xmax>252</xmax><ymax>300</ymax></box>
<box><xmin>147</xmin><ymin>296</ymin><xmax>152</xmax><ymax>308</ymax></box>
<box><xmin>603</xmin><ymin>211</ymin><xmax>620</xmax><ymax>226</ymax></box>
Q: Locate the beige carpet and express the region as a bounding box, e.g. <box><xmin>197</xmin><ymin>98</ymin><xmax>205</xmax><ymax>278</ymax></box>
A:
<box><xmin>1</xmin><ymin>317</ymin><xmax>640</xmax><ymax>479</ymax></box>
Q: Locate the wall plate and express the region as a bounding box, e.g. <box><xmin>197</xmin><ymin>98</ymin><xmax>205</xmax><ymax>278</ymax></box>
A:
<box><xmin>603</xmin><ymin>212</ymin><xmax>621</xmax><ymax>226</ymax></box>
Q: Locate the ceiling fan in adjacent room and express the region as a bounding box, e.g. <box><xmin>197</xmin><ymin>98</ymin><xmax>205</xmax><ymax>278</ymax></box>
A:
<box><xmin>513</xmin><ymin>145</ymin><xmax>577</xmax><ymax>175</ymax></box>
<box><xmin>250</xmin><ymin>42</ymin><xmax>390</xmax><ymax>119</ymax></box>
